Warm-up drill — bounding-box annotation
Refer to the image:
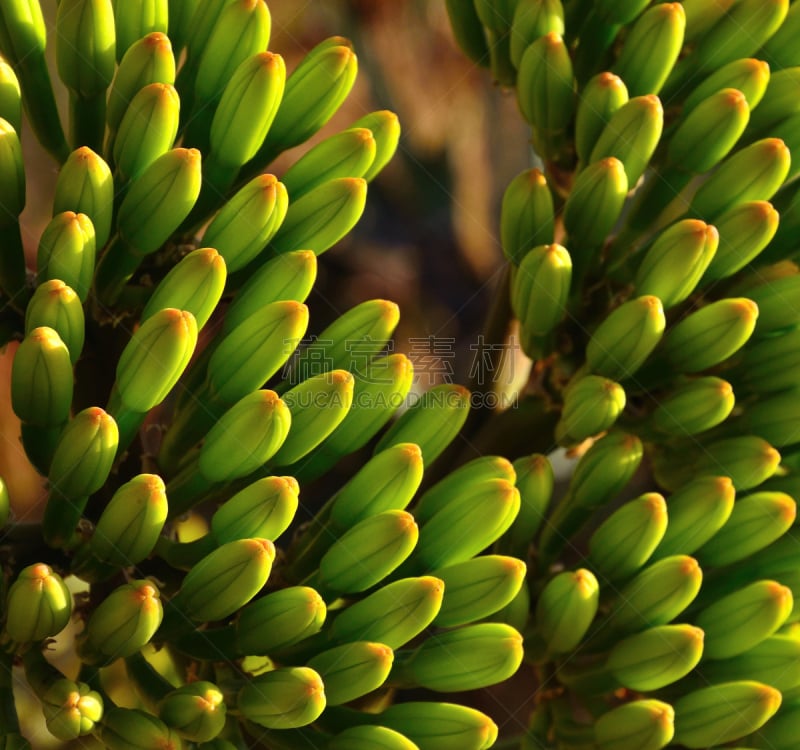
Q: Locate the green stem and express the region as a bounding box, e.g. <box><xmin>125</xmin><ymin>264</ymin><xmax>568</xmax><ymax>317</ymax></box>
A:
<box><xmin>70</xmin><ymin>90</ymin><xmax>107</xmax><ymax>154</ymax></box>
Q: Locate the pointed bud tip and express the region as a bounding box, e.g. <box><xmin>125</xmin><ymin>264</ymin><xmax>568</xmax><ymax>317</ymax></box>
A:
<box><xmin>680</xmin><ymin>556</ymin><xmax>700</xmax><ymax>575</ymax></box>
<box><xmin>719</xmin><ymin>87</ymin><xmax>748</xmax><ymax>109</ymax></box>
<box><xmin>644</xmin><ymin>492</ymin><xmax>667</xmax><ymax>518</ymax></box>
<box><xmin>143</xmin><ymin>31</ymin><xmax>171</xmax><ymax>51</ymax></box>
<box><xmin>733</xmin><ymin>298</ymin><xmax>759</xmax><ymax>321</ymax></box>
<box><xmin>573</xmin><ymin>569</ymin><xmax>598</xmax><ymax>595</ymax></box>
<box><xmin>247</xmin><ymin>538</ymin><xmax>277</xmax><ymax>560</ymax></box>
<box><xmin>330</xmin><ymin>369</ymin><xmax>355</xmax><ymax>389</ymax></box>
<box><xmin>420</xmin><ymin>575</ymin><xmax>445</xmax><ymax>596</ymax></box>
<box><xmin>597</xmin><ymin>72</ymin><xmax>625</xmax><ymax>90</ymax></box>
<box><xmin>778</xmin><ymin>495</ymin><xmax>796</xmax><ymax>522</ymax></box>
<box><xmin>655</xmin><ymin>704</ymin><xmax>675</xmax><ymax>729</ymax></box>
<box><xmin>543</xmin><ymin>31</ymin><xmax>563</xmax><ymax>45</ymax></box>
<box><xmin>30</xmin><ymin>563</ymin><xmax>52</xmax><ymax>580</ymax></box>
<box><xmin>528</xmin><ymin>168</ymin><xmax>547</xmax><ymax>187</ymax></box>
<box><xmin>767</xmin><ymin>581</ymin><xmax>793</xmax><ymax>605</ymax></box>
<box><xmin>396</xmin><ymin>511</ymin><xmax>418</xmax><ymax>533</ymax></box>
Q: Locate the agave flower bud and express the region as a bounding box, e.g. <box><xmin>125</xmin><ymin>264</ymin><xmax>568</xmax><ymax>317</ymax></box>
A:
<box><xmin>509</xmin><ymin>0</ymin><xmax>564</xmax><ymax>68</ymax></box>
<box><xmin>444</xmin><ymin>0</ymin><xmax>489</xmax><ymax>67</ymax></box>
<box><xmin>589</xmin><ymin>95</ymin><xmax>663</xmax><ymax>186</ymax></box>
<box><xmin>697</xmin><ymin>492</ymin><xmax>796</xmax><ymax>567</ymax></box>
<box><xmin>396</xmin><ymin>623</ymin><xmax>522</xmax><ymax>693</ymax></box>
<box><xmin>588</xmin><ymin>493</ymin><xmax>667</xmax><ymax>581</ymax></box>
<box><xmin>668</xmin><ymin>88</ymin><xmax>750</xmax><ymax>173</ymax></box>
<box><xmin>115</xmin><ymin>309</ymin><xmax>197</xmax><ymax>412</ymax></box>
<box><xmin>36</xmin><ymin>212</ymin><xmax>96</xmax><ymax>301</ymax></box>
<box><xmin>377</xmin><ymin>702</ymin><xmax>497</xmax><ymax>750</ymax></box>
<box><xmin>613</xmin><ymin>3</ymin><xmax>685</xmax><ymax>96</ymax></box>
<box><xmin>194</xmin><ymin>0</ymin><xmax>271</xmax><ymax>105</ymax></box>
<box><xmin>747</xmin><ymin>67</ymin><xmax>800</xmax><ymax>135</ymax></box>
<box><xmin>328</xmin><ymin>443</ymin><xmax>423</xmax><ymax>529</ymax></box>
<box><xmin>11</xmin><ymin>327</ymin><xmax>73</xmax><ymax>426</ymax></box>
<box><xmin>349</xmin><ymin>110</ymin><xmax>400</xmax><ymax>182</ymax></box>
<box><xmin>662</xmin><ymin>298</ymin><xmax>758</xmax><ymax>373</ymax></box>
<box><xmin>159</xmin><ymin>682</ymin><xmax>225</xmax><ymax>743</ymax></box>
<box><xmin>330</xmin><ymin>576</ymin><xmax>443</xmax><ymax>648</ymax></box>
<box><xmin>503</xmin><ymin>453</ymin><xmax>553</xmax><ymax>552</ymax></box>
<box><xmin>635</xmin><ymin>220</ymin><xmax>718</xmax><ymax>308</ymax></box>
<box><xmin>25</xmin><ymin>280</ymin><xmax>84</xmax><ymax>364</ymax></box>
<box><xmin>197</xmin><ymin>390</ymin><xmax>291</xmax><ymax>483</ymax></box>
<box><xmin>269</xmin><ymin>177</ymin><xmax>367</xmax><ymax>256</ymax></box>
<box><xmin>100</xmin><ymin>708</ymin><xmax>183</xmax><ymax>750</ymax></box>
<box><xmin>113</xmin><ymin>0</ymin><xmax>168</xmax><ymax>62</ymax></box>
<box><xmin>308</xmin><ymin>641</ymin><xmax>393</xmax><ymax>705</ymax></box>
<box><xmin>55</xmin><ymin>0</ymin><xmax>115</xmax><ymax>96</ymax></box>
<box><xmin>165</xmin><ymin>0</ymin><xmax>196</xmax><ymax>53</ymax></box>
<box><xmin>170</xmin><ymin>538</ymin><xmax>274</xmax><ymax>622</ymax></box>
<box><xmin>690</xmin><ymin>138</ymin><xmax>791</xmax><ymax>220</ymax></box>
<box><xmin>0</xmin><ymin>56</ymin><xmax>20</xmax><ymax>130</ymax></box>
<box><xmin>701</xmin><ymin>635</ymin><xmax>800</xmax><ymax>691</ymax></box>
<box><xmin>208</xmin><ymin>301</ymin><xmax>308</xmax><ymax>403</ymax></box>
<box><xmin>759</xmin><ymin>0</ymin><xmax>800</xmax><ymax>69</ymax></box>
<box><xmin>107</xmin><ymin>32</ymin><xmax>175</xmax><ymax>136</ymax></box>
<box><xmin>80</xmin><ymin>580</ymin><xmax>162</xmax><ymax>663</ymax></box>
<box><xmin>212</xmin><ymin>476</ymin><xmax>297</xmax><ymax>545</ymax></box>
<box><xmin>184</xmin><ymin>0</ymin><xmax>230</xmax><ymax>59</ymax></box>
<box><xmin>746</xmin><ymin>273</ymin><xmax>800</xmax><ymax>335</ymax></box>
<box><xmin>329</xmin><ymin>726</ymin><xmax>418</xmax><ymax>750</ymax></box>
<box><xmin>113</xmin><ymin>83</ymin><xmax>180</xmax><ymax>181</ymax></box>
<box><xmin>318</xmin><ymin>510</ymin><xmax>418</xmax><ymax>595</ymax></box>
<box><xmin>516</xmin><ymin>32</ymin><xmax>574</xmax><ymax>133</ymax></box>
<box><xmin>433</xmin><ymin>556</ymin><xmax>526</xmax><ymax>627</ymax></box>
<box><xmin>586</xmin><ymin>296</ymin><xmax>665</xmax><ymax>380</ymax></box>
<box><xmin>673</xmin><ymin>681</ymin><xmax>781</xmax><ymax>747</ymax></box>
<box><xmin>563</xmin><ymin>157</ymin><xmax>628</xmax><ymax>249</ymax></box>
<box><xmin>749</xmin><ymin>699</ymin><xmax>800</xmax><ymax>749</ymax></box>
<box><xmin>511</xmin><ymin>243</ymin><xmax>572</xmax><ymax>352</ymax></box>
<box><xmin>499</xmin><ymin>168</ymin><xmax>554</xmax><ymax>265</ymax></box>
<box><xmin>53</xmin><ymin>147</ymin><xmax>113</xmax><ymax>249</ymax></box>
<box><xmin>224</xmin><ymin>250</ymin><xmax>316</xmax><ymax>331</ymax></box>
<box><xmin>237</xmin><ymin>667</ymin><xmax>325</xmax><ymax>729</ymax></box>
<box><xmin>571</xmin><ymin>431</ymin><xmax>643</xmax><ymax>510</ymax></box>
<box><xmin>236</xmin><ymin>586</ymin><xmax>325</xmax><ymax>654</ymax></box>
<box><xmin>536</xmin><ymin>569</ymin><xmax>599</xmax><ymax>654</ymax></box>
<box><xmin>556</xmin><ymin>375</ymin><xmax>626</xmax><ymax>445</ymax></box>
<box><xmin>281</xmin><ymin>127</ymin><xmax>376</xmax><ymax>200</ymax></box>
<box><xmin>737</xmin><ymin>328</ymin><xmax>800</xmax><ymax>393</ymax></box>
<box><xmin>90</xmin><ymin>474</ymin><xmax>167</xmax><ymax>565</ymax></box>
<box><xmin>694</xmin><ymin>436</ymin><xmax>781</xmax><ymax>490</ymax></box>
<box><xmin>697</xmin><ymin>581</ymin><xmax>793</xmax><ymax>659</ymax></box>
<box><xmin>742</xmin><ymin>388</ymin><xmax>800</xmax><ymax>448</ymax></box>
<box><xmin>575</xmin><ymin>72</ymin><xmax>628</xmax><ymax>164</ymax></box>
<box><xmin>651</xmin><ymin>377</ymin><xmax>735</xmax><ymax>437</ymax></box>
<box><xmin>209</xmin><ymin>51</ymin><xmax>285</xmax><ymax>169</ymax></box>
<box><xmin>42</xmin><ymin>680</ymin><xmax>103</xmax><ymax>740</ymax></box>
<box><xmin>594</xmin><ymin>700</ymin><xmax>675</xmax><ymax>750</ymax></box>
<box><xmin>5</xmin><ymin>564</ymin><xmax>71</xmax><ymax>642</ymax></box>
<box><xmin>606</xmin><ymin>556</ymin><xmax>703</xmax><ymax>633</ymax></box>
<box><xmin>608</xmin><ymin>625</ymin><xmax>704</xmax><ymax>691</ymax></box>
<box><xmin>251</xmin><ymin>38</ymin><xmax>357</xmax><ymax>160</ymax></box>
<box><xmin>684</xmin><ymin>57</ymin><xmax>770</xmax><ymax>114</ymax></box>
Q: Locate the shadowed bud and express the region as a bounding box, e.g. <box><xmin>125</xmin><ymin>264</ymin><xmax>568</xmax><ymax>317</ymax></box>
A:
<box><xmin>594</xmin><ymin>700</ymin><xmax>675</xmax><ymax>750</ymax></box>
<box><xmin>377</xmin><ymin>702</ymin><xmax>498</xmax><ymax>750</ymax></box>
<box><xmin>5</xmin><ymin>564</ymin><xmax>72</xmax><ymax>642</ymax></box>
<box><xmin>56</xmin><ymin>0</ymin><xmax>116</xmax><ymax>96</ymax></box>
<box><xmin>500</xmin><ymin>168</ymin><xmax>555</xmax><ymax>265</ymax></box>
<box><xmin>536</xmin><ymin>569</ymin><xmax>599</xmax><ymax>653</ymax></box>
<box><xmin>308</xmin><ymin>641</ymin><xmax>394</xmax><ymax>705</ymax></box>
<box><xmin>237</xmin><ymin>668</ymin><xmax>325</xmax><ymax>729</ymax></box>
<box><xmin>159</xmin><ymin>682</ymin><xmax>226</xmax><ymax>743</ymax></box>
<box><xmin>100</xmin><ymin>708</ymin><xmax>183</xmax><ymax>750</ymax></box>
<box><xmin>36</xmin><ymin>212</ymin><xmax>96</xmax><ymax>301</ymax></box>
<box><xmin>113</xmin><ymin>0</ymin><xmax>167</xmax><ymax>62</ymax></box>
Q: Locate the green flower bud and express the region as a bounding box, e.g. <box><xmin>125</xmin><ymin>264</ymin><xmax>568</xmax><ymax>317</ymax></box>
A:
<box><xmin>0</xmin><ymin>0</ymin><xmax>46</xmax><ymax>57</ymax></box>
<box><xmin>680</xmin><ymin>0</ymin><xmax>735</xmax><ymax>41</ymax></box>
<box><xmin>747</xmin><ymin>67</ymin><xmax>800</xmax><ymax>135</ymax></box>
<box><xmin>556</xmin><ymin>374</ymin><xmax>626</xmax><ymax>445</ymax></box>
<box><xmin>318</xmin><ymin>510</ymin><xmax>418</xmax><ymax>595</ymax></box>
<box><xmin>516</xmin><ymin>32</ymin><xmax>574</xmax><ymax>132</ymax></box>
<box><xmin>509</xmin><ymin>0</ymin><xmax>564</xmax><ymax>68</ymax></box>
<box><xmin>536</xmin><ymin>569</ymin><xmax>599</xmax><ymax>653</ymax></box>
<box><xmin>55</xmin><ymin>0</ymin><xmax>115</xmax><ymax>96</ymax></box>
<box><xmin>281</xmin><ymin>127</ymin><xmax>376</xmax><ymax>200</ymax></box>
<box><xmin>749</xmin><ymin>698</ymin><xmax>800</xmax><ymax>749</ymax></box>
<box><xmin>170</xmin><ymin>538</ymin><xmax>274</xmax><ymax>622</ymax></box>
<box><xmin>606</xmin><ymin>555</ymin><xmax>703</xmax><ymax>632</ymax></box>
<box><xmin>100</xmin><ymin>707</ymin><xmax>184</xmax><ymax>750</ymax></box>
<box><xmin>589</xmin><ymin>95</ymin><xmax>663</xmax><ymax>186</ymax></box>
<box><xmin>90</xmin><ymin>474</ymin><xmax>167</xmax><ymax>565</ymax></box>
<box><xmin>691</xmin><ymin>138</ymin><xmax>791</xmax><ymax>220</ymax></box>
<box><xmin>594</xmin><ymin>0</ymin><xmax>649</xmax><ymax>24</ymax></box>
<box><xmin>113</xmin><ymin>82</ymin><xmax>180</xmax><ymax>181</ymax></box>
<box><xmin>269</xmin><ymin>177</ymin><xmax>367</xmax><ymax>257</ymax></box>
<box><xmin>742</xmin><ymin>387</ymin><xmax>800</xmax><ymax>448</ymax></box>
<box><xmin>377</xmin><ymin>702</ymin><xmax>497</xmax><ymax>750</ymax></box>
<box><xmin>349</xmin><ymin>109</ymin><xmax>401</xmax><ymax>183</ymax></box>
<box><xmin>575</xmin><ymin>72</ymin><xmax>628</xmax><ymax>165</ymax></box>
<box><xmin>25</xmin><ymin>280</ymin><xmax>84</xmax><ymax>364</ymax></box>
<box><xmin>237</xmin><ymin>667</ymin><xmax>325</xmax><ymax>729</ymax></box>
<box><xmin>613</xmin><ymin>2</ymin><xmax>685</xmax><ymax>96</ymax></box>
<box><xmin>499</xmin><ymin>168</ymin><xmax>555</xmax><ymax>265</ymax></box>
<box><xmin>209</xmin><ymin>50</ymin><xmax>285</xmax><ymax>169</ymax></box>
<box><xmin>330</xmin><ymin>576</ymin><xmax>443</xmax><ymax>649</ymax></box>
<box><xmin>746</xmin><ymin>273</ymin><xmax>800</xmax><ymax>335</ymax></box>
<box><xmin>5</xmin><ymin>564</ymin><xmax>72</xmax><ymax>641</ymax></box>
<box><xmin>608</xmin><ymin>624</ymin><xmax>704</xmax><ymax>691</ymax></box>
<box><xmin>697</xmin><ymin>491</ymin><xmax>796</xmax><ymax>567</ymax></box>
<box><xmin>308</xmin><ymin>641</ymin><xmax>393</xmax><ymax>705</ymax></box>
<box><xmin>433</xmin><ymin>556</ymin><xmax>526</xmax><ymax>628</ymax></box>
<box><xmin>651</xmin><ymin>377</ymin><xmax>735</xmax><ymax>436</ymax></box>
<box><xmin>396</xmin><ymin>623</ymin><xmax>522</xmax><ymax>693</ymax></box>
<box><xmin>107</xmin><ymin>32</ymin><xmax>175</xmax><ymax>137</ymax></box>
<box><xmin>444</xmin><ymin>0</ymin><xmax>490</xmax><ymax>67</ymax></box>
<box><xmin>662</xmin><ymin>298</ymin><xmax>759</xmax><ymax>373</ymax></box>
<box><xmin>11</xmin><ymin>326</ymin><xmax>73</xmax><ymax>426</ymax></box>
<box><xmin>198</xmin><ymin>390</ymin><xmax>291</xmax><ymax>482</ymax></box>
<box><xmin>159</xmin><ymin>682</ymin><xmax>226</xmax><ymax>743</ymax></box>
<box><xmin>236</xmin><ymin>586</ymin><xmax>325</xmax><ymax>654</ymax></box>
<box><xmin>329</xmin><ymin>726</ymin><xmax>419</xmax><ymax>750</ymax></box>
<box><xmin>414</xmin><ymin>479</ymin><xmax>520</xmax><ymax>570</ymax></box>
<box><xmin>588</xmin><ymin>493</ymin><xmax>667</xmax><ymax>581</ymax></box>
<box><xmin>36</xmin><ymin>211</ymin><xmax>95</xmax><ymax>301</ymax></box>
<box><xmin>653</xmin><ymin>476</ymin><xmax>735</xmax><ymax>559</ymax></box>
<box><xmin>0</xmin><ymin>56</ymin><xmax>21</xmax><ymax>132</ymax></box>
<box><xmin>81</xmin><ymin>581</ymin><xmax>162</xmax><ymax>663</ymax></box>
<box><xmin>697</xmin><ymin>581</ymin><xmax>793</xmax><ymax>659</ymax></box>
<box><xmin>184</xmin><ymin>0</ymin><xmax>230</xmax><ymax>60</ymax></box>
<box><xmin>503</xmin><ymin>454</ymin><xmax>553</xmax><ymax>553</ymax></box>
<box><xmin>53</xmin><ymin>147</ymin><xmax>113</xmax><ymax>250</ymax></box>
<box><xmin>693</xmin><ymin>436</ymin><xmax>781</xmax><ymax>491</ymax></box>
<box><xmin>112</xmin><ymin>0</ymin><xmax>168</xmax><ymax>62</ymax></box>
<box><xmin>685</xmin><ymin>58</ymin><xmax>770</xmax><ymax>118</ymax></box>
<box><xmin>673</xmin><ymin>681</ymin><xmax>781</xmax><ymax>748</ymax></box>
<box><xmin>42</xmin><ymin>680</ymin><xmax>103</xmax><ymax>740</ymax></box>
<box><xmin>736</xmin><ymin>327</ymin><xmax>800</xmax><ymax>393</ymax></box>
<box><xmin>165</xmin><ymin>0</ymin><xmax>197</xmax><ymax>53</ymax></box>
<box><xmin>701</xmin><ymin>634</ymin><xmax>800</xmax><ymax>691</ymax></box>
<box><xmin>563</xmin><ymin>157</ymin><xmax>629</xmax><ymax>249</ymax></box>
<box><xmin>594</xmin><ymin>700</ymin><xmax>675</xmax><ymax>750</ymax></box>
<box><xmin>116</xmin><ymin>309</ymin><xmax>197</xmax><ymax>412</ymax></box>
<box><xmin>759</xmin><ymin>0</ymin><xmax>800</xmax><ymax>69</ymax></box>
